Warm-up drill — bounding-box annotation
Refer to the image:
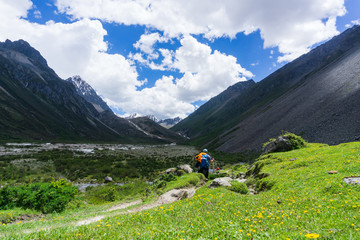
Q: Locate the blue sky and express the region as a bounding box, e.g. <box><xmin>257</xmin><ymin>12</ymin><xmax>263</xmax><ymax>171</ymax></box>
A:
<box><xmin>1</xmin><ymin>0</ymin><xmax>359</xmax><ymax>119</ymax></box>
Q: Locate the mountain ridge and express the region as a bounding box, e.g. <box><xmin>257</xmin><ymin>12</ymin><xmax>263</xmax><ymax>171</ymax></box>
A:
<box><xmin>173</xmin><ymin>25</ymin><xmax>360</xmax><ymax>151</ymax></box>
<box><xmin>0</xmin><ymin>39</ymin><xmax>184</xmax><ymax>144</ymax></box>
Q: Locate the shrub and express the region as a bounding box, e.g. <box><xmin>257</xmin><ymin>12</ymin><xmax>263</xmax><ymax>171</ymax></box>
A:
<box><xmin>152</xmin><ymin>173</ymin><xmax>176</xmax><ymax>189</ymax></box>
<box><xmin>263</xmin><ymin>132</ymin><xmax>306</xmax><ymax>153</ymax></box>
<box><xmin>0</xmin><ymin>179</ymin><xmax>78</xmax><ymax>213</ymax></box>
<box><xmin>227</xmin><ymin>181</ymin><xmax>249</xmax><ymax>194</ymax></box>
<box><xmin>255</xmin><ymin>179</ymin><xmax>275</xmax><ymax>192</ymax></box>
<box><xmin>245</xmin><ymin>161</ymin><xmax>265</xmax><ymax>178</ymax></box>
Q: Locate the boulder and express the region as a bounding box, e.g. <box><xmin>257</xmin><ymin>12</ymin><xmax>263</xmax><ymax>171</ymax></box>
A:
<box><xmin>177</xmin><ymin>164</ymin><xmax>193</xmax><ymax>173</ymax></box>
<box><xmin>263</xmin><ymin>136</ymin><xmax>293</xmax><ymax>154</ymax></box>
<box><xmin>156</xmin><ymin>188</ymin><xmax>195</xmax><ymax>204</ymax></box>
<box><xmin>165</xmin><ymin>168</ymin><xmax>176</xmax><ymax>174</ymax></box>
<box><xmin>209</xmin><ymin>177</ymin><xmax>233</xmax><ymax>188</ymax></box>
<box><xmin>262</xmin><ymin>133</ymin><xmax>305</xmax><ymax>154</ymax></box>
<box><xmin>104</xmin><ymin>176</ymin><xmax>113</xmax><ymax>183</ymax></box>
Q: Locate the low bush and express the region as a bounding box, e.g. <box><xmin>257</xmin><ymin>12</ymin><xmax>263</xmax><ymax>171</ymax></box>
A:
<box><xmin>0</xmin><ymin>179</ymin><xmax>78</xmax><ymax>213</ymax></box>
<box><xmin>152</xmin><ymin>173</ymin><xmax>176</xmax><ymax>189</ymax></box>
<box><xmin>255</xmin><ymin>178</ymin><xmax>275</xmax><ymax>192</ymax></box>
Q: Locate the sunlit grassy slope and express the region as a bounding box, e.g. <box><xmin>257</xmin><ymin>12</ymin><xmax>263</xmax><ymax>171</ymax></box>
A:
<box><xmin>4</xmin><ymin>142</ymin><xmax>360</xmax><ymax>239</ymax></box>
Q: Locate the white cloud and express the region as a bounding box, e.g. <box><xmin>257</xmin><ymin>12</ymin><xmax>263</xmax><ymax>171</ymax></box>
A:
<box><xmin>33</xmin><ymin>9</ymin><xmax>41</xmax><ymax>19</ymax></box>
<box><xmin>250</xmin><ymin>61</ymin><xmax>259</xmax><ymax>66</ymax></box>
<box><xmin>0</xmin><ymin>0</ymin><xmax>349</xmax><ymax>119</ymax></box>
<box><xmin>173</xmin><ymin>36</ymin><xmax>253</xmax><ymax>102</ymax></box>
<box><xmin>133</xmin><ymin>32</ymin><xmax>168</xmax><ymax>59</ymax></box>
<box><xmin>0</xmin><ymin>0</ymin><xmax>32</xmax><ymax>18</ymax></box>
<box><xmin>55</xmin><ymin>0</ymin><xmax>346</xmax><ymax>62</ymax></box>
<box><xmin>351</xmin><ymin>19</ymin><xmax>360</xmax><ymax>25</ymax></box>
<box><xmin>110</xmin><ymin>35</ymin><xmax>253</xmax><ymax>119</ymax></box>
<box><xmin>345</xmin><ymin>19</ymin><xmax>360</xmax><ymax>29</ymax></box>
<box><xmin>109</xmin><ymin>76</ymin><xmax>195</xmax><ymax>119</ymax></box>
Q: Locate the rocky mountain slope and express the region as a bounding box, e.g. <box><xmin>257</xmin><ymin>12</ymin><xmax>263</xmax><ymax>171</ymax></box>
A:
<box><xmin>0</xmin><ymin>40</ymin><xmax>183</xmax><ymax>143</ymax></box>
<box><xmin>129</xmin><ymin>117</ymin><xmax>184</xmax><ymax>142</ymax></box>
<box><xmin>171</xmin><ymin>80</ymin><xmax>256</xmax><ymax>141</ymax></box>
<box><xmin>66</xmin><ymin>76</ymin><xmax>112</xmax><ymax>113</ymax></box>
<box><xmin>66</xmin><ymin>76</ymin><xmax>184</xmax><ymax>143</ymax></box>
<box><xmin>173</xmin><ymin>25</ymin><xmax>360</xmax><ymax>151</ymax></box>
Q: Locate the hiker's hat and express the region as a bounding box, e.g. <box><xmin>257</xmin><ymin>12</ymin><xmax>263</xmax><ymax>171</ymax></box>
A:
<box><xmin>203</xmin><ymin>149</ymin><xmax>208</xmax><ymax>153</ymax></box>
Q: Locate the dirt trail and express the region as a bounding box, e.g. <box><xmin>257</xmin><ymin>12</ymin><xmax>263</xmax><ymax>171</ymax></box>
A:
<box><xmin>126</xmin><ymin>187</ymin><xmax>196</xmax><ymax>214</ymax></box>
<box><xmin>0</xmin><ymin>186</ymin><xmax>201</xmax><ymax>239</ymax></box>
<box><xmin>74</xmin><ymin>187</ymin><xmax>197</xmax><ymax>226</ymax></box>
<box><xmin>75</xmin><ymin>199</ymin><xmax>143</xmax><ymax>226</ymax></box>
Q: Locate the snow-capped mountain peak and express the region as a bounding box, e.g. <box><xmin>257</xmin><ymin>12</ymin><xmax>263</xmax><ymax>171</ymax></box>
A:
<box><xmin>66</xmin><ymin>76</ymin><xmax>112</xmax><ymax>113</ymax></box>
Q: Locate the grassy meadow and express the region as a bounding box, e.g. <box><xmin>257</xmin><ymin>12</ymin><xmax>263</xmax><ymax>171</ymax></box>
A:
<box><xmin>0</xmin><ymin>141</ymin><xmax>359</xmax><ymax>239</ymax></box>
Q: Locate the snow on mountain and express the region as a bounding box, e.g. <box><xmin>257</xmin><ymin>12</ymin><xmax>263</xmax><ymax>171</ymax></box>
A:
<box><xmin>67</xmin><ymin>76</ymin><xmax>112</xmax><ymax>113</ymax></box>
<box><xmin>125</xmin><ymin>114</ymin><xmax>181</xmax><ymax>128</ymax></box>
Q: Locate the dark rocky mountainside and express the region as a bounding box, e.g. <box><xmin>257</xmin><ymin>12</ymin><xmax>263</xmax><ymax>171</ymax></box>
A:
<box><xmin>173</xmin><ymin>25</ymin><xmax>360</xmax><ymax>152</ymax></box>
<box><xmin>129</xmin><ymin>117</ymin><xmax>184</xmax><ymax>142</ymax></box>
<box><xmin>0</xmin><ymin>39</ymin><xmax>183</xmax><ymax>143</ymax></box>
<box><xmin>171</xmin><ymin>79</ymin><xmax>256</xmax><ymax>140</ymax></box>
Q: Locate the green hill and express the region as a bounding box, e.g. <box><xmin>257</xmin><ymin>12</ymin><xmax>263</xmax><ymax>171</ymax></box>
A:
<box><xmin>1</xmin><ymin>141</ymin><xmax>359</xmax><ymax>239</ymax></box>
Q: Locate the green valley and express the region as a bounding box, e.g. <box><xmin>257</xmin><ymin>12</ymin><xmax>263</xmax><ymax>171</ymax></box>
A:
<box><xmin>0</xmin><ymin>140</ymin><xmax>359</xmax><ymax>239</ymax></box>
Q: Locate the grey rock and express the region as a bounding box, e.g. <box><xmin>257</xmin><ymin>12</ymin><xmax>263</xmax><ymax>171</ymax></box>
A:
<box><xmin>343</xmin><ymin>177</ymin><xmax>360</xmax><ymax>185</ymax></box>
<box><xmin>104</xmin><ymin>176</ymin><xmax>113</xmax><ymax>183</ymax></box>
<box><xmin>156</xmin><ymin>188</ymin><xmax>196</xmax><ymax>204</ymax></box>
<box><xmin>263</xmin><ymin>136</ymin><xmax>294</xmax><ymax>154</ymax></box>
<box><xmin>209</xmin><ymin>177</ymin><xmax>233</xmax><ymax>188</ymax></box>
<box><xmin>165</xmin><ymin>168</ymin><xmax>176</xmax><ymax>174</ymax></box>
<box><xmin>177</xmin><ymin>164</ymin><xmax>193</xmax><ymax>173</ymax></box>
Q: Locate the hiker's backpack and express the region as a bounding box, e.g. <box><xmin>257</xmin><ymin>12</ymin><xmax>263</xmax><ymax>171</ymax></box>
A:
<box><xmin>195</xmin><ymin>152</ymin><xmax>206</xmax><ymax>163</ymax></box>
<box><xmin>200</xmin><ymin>154</ymin><xmax>210</xmax><ymax>168</ymax></box>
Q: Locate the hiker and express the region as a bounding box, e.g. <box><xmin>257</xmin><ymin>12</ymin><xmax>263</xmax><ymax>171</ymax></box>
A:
<box><xmin>195</xmin><ymin>149</ymin><xmax>213</xmax><ymax>179</ymax></box>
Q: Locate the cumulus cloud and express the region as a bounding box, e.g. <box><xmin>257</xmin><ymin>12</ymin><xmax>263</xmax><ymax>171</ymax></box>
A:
<box><xmin>55</xmin><ymin>0</ymin><xmax>346</xmax><ymax>62</ymax></box>
<box><xmin>133</xmin><ymin>32</ymin><xmax>168</xmax><ymax>58</ymax></box>
<box><xmin>0</xmin><ymin>0</ymin><xmax>143</xmax><ymax>103</ymax></box>
<box><xmin>0</xmin><ymin>0</ymin><xmax>349</xmax><ymax>119</ymax></box>
<box><xmin>110</xmin><ymin>35</ymin><xmax>253</xmax><ymax>119</ymax></box>
<box><xmin>173</xmin><ymin>36</ymin><xmax>253</xmax><ymax>102</ymax></box>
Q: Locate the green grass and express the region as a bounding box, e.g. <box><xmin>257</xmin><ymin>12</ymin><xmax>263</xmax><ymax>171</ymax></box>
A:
<box><xmin>1</xmin><ymin>142</ymin><xmax>360</xmax><ymax>239</ymax></box>
<box><xmin>0</xmin><ymin>208</ymin><xmax>41</xmax><ymax>224</ymax></box>
<box><xmin>163</xmin><ymin>173</ymin><xmax>205</xmax><ymax>192</ymax></box>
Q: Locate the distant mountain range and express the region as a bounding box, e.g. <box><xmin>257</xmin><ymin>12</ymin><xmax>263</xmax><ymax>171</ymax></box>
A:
<box><xmin>2</xmin><ymin>25</ymin><xmax>359</xmax><ymax>149</ymax></box>
<box><xmin>126</xmin><ymin>114</ymin><xmax>182</xmax><ymax>128</ymax></box>
<box><xmin>172</xmin><ymin>25</ymin><xmax>360</xmax><ymax>152</ymax></box>
<box><xmin>0</xmin><ymin>39</ymin><xmax>184</xmax><ymax>144</ymax></box>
